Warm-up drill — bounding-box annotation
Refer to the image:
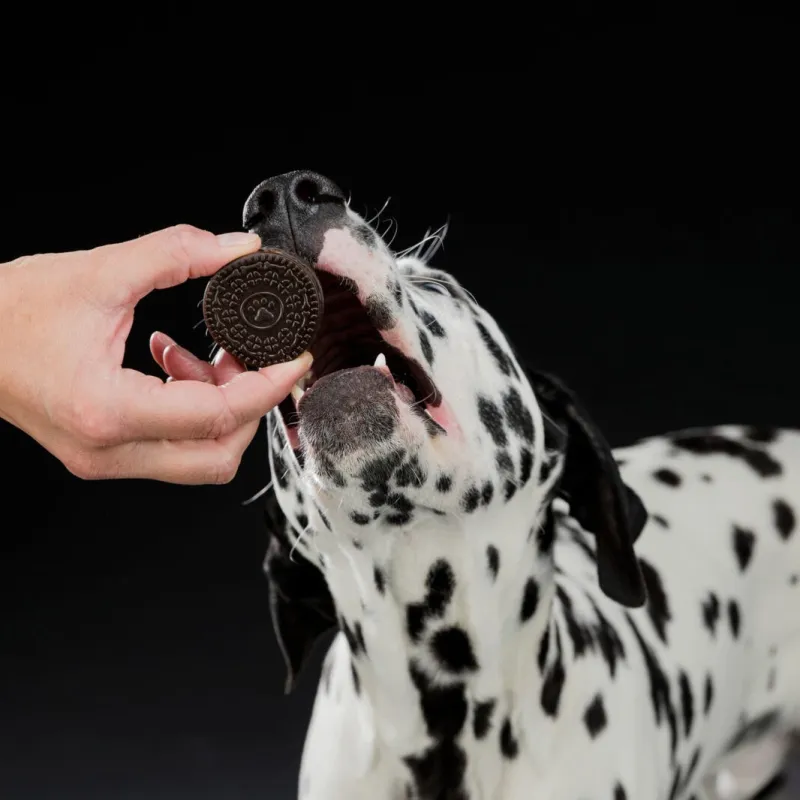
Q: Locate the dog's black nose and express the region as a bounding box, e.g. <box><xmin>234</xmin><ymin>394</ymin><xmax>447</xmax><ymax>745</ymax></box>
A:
<box><xmin>242</xmin><ymin>170</ymin><xmax>347</xmax><ymax>261</ymax></box>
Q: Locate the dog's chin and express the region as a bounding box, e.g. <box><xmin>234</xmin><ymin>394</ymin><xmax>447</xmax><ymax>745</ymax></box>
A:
<box><xmin>288</xmin><ymin>366</ymin><xmax>436</xmax><ymax>487</ymax></box>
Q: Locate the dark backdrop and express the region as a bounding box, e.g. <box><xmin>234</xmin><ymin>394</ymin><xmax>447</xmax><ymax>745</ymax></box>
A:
<box><xmin>2</xmin><ymin>12</ymin><xmax>799</xmax><ymax>800</ymax></box>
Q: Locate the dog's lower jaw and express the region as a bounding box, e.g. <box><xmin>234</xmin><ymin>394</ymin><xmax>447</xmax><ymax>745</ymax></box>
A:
<box><xmin>307</xmin><ymin>501</ymin><xmax>559</xmax><ymax>799</ymax></box>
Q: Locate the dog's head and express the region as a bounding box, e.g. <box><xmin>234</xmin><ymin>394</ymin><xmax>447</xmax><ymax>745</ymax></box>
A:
<box><xmin>249</xmin><ymin>171</ymin><xmax>648</xmax><ymax>690</ymax></box>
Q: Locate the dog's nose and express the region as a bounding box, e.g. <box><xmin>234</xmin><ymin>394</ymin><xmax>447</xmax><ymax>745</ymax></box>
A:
<box><xmin>242</xmin><ymin>170</ymin><xmax>347</xmax><ymax>261</ymax></box>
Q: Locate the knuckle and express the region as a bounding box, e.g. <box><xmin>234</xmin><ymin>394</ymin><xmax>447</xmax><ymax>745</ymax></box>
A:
<box><xmin>162</xmin><ymin>224</ymin><xmax>203</xmax><ymax>269</ymax></box>
<box><xmin>74</xmin><ymin>408</ymin><xmax>120</xmax><ymax>447</ymax></box>
<box><xmin>211</xmin><ymin>452</ymin><xmax>240</xmax><ymax>485</ymax></box>
<box><xmin>63</xmin><ymin>449</ymin><xmax>105</xmax><ymax>480</ymax></box>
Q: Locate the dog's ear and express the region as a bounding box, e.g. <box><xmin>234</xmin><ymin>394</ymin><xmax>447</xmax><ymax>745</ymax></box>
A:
<box><xmin>263</xmin><ymin>490</ymin><xmax>337</xmax><ymax>693</ymax></box>
<box><xmin>527</xmin><ymin>368</ymin><xmax>648</xmax><ymax>608</ymax></box>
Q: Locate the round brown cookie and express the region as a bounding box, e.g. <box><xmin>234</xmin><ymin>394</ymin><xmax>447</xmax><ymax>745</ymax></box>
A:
<box><xmin>202</xmin><ymin>248</ymin><xmax>324</xmax><ymax>369</ymax></box>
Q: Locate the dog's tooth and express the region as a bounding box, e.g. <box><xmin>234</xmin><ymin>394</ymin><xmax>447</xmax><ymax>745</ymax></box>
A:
<box><xmin>291</xmin><ymin>383</ymin><xmax>305</xmax><ymax>404</ymax></box>
<box><xmin>374</xmin><ymin>353</ymin><xmax>387</xmax><ymax>368</ymax></box>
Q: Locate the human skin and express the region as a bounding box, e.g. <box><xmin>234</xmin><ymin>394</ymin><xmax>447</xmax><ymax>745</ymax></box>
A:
<box><xmin>0</xmin><ymin>224</ymin><xmax>312</xmax><ymax>484</ymax></box>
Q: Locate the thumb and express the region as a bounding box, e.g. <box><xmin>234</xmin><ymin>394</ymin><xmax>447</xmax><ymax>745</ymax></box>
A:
<box><xmin>92</xmin><ymin>224</ymin><xmax>262</xmax><ymax>305</ymax></box>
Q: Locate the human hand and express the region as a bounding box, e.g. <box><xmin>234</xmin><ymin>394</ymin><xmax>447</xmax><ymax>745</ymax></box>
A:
<box><xmin>0</xmin><ymin>225</ymin><xmax>312</xmax><ymax>484</ymax></box>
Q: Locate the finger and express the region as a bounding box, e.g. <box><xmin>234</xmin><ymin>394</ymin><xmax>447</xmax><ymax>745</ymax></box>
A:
<box><xmin>152</xmin><ymin>332</ymin><xmax>243</xmax><ymax>385</ymax></box>
<box><xmin>111</xmin><ymin>351</ymin><xmax>313</xmax><ymax>443</ymax></box>
<box><xmin>93</xmin><ymin>225</ymin><xmax>262</xmax><ymax>306</ymax></box>
<box><xmin>81</xmin><ymin>418</ymin><xmax>262</xmax><ymax>484</ymax></box>
<box><xmin>149</xmin><ymin>331</ymin><xmax>172</xmax><ymax>372</ymax></box>
<box><xmin>162</xmin><ymin>344</ymin><xmax>217</xmax><ymax>384</ymax></box>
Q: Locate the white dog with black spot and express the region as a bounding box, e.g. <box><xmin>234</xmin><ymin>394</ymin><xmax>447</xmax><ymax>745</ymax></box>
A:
<box><xmin>238</xmin><ymin>171</ymin><xmax>800</xmax><ymax>800</ymax></box>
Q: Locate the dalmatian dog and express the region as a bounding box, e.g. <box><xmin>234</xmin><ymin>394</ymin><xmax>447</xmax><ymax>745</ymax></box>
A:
<box><xmin>245</xmin><ymin>171</ymin><xmax>800</xmax><ymax>799</ymax></box>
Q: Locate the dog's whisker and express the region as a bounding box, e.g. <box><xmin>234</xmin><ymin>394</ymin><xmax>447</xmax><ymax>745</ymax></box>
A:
<box><xmin>242</xmin><ymin>480</ymin><xmax>273</xmax><ymax>506</ymax></box>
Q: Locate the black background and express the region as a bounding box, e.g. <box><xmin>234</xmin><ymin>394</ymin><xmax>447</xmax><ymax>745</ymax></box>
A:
<box><xmin>2</xmin><ymin>11</ymin><xmax>799</xmax><ymax>799</ymax></box>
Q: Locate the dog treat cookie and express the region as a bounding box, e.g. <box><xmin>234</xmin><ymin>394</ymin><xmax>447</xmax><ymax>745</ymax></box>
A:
<box><xmin>202</xmin><ymin>249</ymin><xmax>323</xmax><ymax>369</ymax></box>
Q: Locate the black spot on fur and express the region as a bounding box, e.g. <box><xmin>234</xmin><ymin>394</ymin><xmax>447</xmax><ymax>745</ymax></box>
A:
<box><xmin>774</xmin><ymin>499</ymin><xmax>796</xmax><ymax>540</ymax></box>
<box><xmin>499</xmin><ymin>717</ymin><xmax>519</xmax><ymax>759</ymax></box>
<box><xmin>426</xmin><ymin>560</ymin><xmax>456</xmax><ymax>616</ymax></box>
<box><xmin>745</xmin><ymin>425</ymin><xmax>778</xmax><ymax>443</ymax></box>
<box><xmin>791</xmin><ymin>574</ymin><xmax>799</xmax><ymax>585</ymax></box>
<box><xmin>476</xmin><ymin>320</ymin><xmax>512</xmax><ymax>376</ymax></box>
<box><xmin>374</xmin><ymin>566</ymin><xmax>386</xmax><ymax>595</ymax></box>
<box><xmin>732</xmin><ymin>526</ymin><xmax>756</xmax><ymax>571</ymax></box>
<box><xmin>537</xmin><ymin>626</ymin><xmax>550</xmax><ymax>673</ymax></box>
<box><xmin>364</xmin><ymin>294</ymin><xmax>395</xmax><ymax>330</ymax></box>
<box><xmin>420</xmin><ymin>308</ymin><xmax>446</xmax><ymax>337</ymax></box>
<box><xmin>418</xmin><ymin>328</ymin><xmax>434</xmax><ymax>365</ymax></box>
<box><xmin>520</xmin><ymin>577</ymin><xmax>540</xmax><ymax>623</ymax></box>
<box><xmin>462</xmin><ymin>486</ymin><xmax>481</xmax><ymax>513</ymax></box>
<box><xmin>728</xmin><ymin>599</ymin><xmax>741</xmax><ymax>638</ymax></box>
<box><xmin>503</xmin><ymin>480</ymin><xmax>517</xmax><ymax>501</ymax></box>
<box><xmin>408</xmin><ymin>662</ymin><xmax>467</xmax><ymax>741</ymax></box>
<box><xmin>678</xmin><ymin>670</ymin><xmax>694</xmax><ymax>737</ymax></box>
<box><xmin>472</xmin><ymin>700</ymin><xmax>495</xmax><ymax>739</ymax></box>
<box><xmin>481</xmin><ymin>481</ymin><xmax>494</xmax><ymax>506</ymax></box>
<box><xmin>396</xmin><ymin>456</ymin><xmax>427</xmax><ymax>489</ymax></box>
<box><xmin>654</xmin><ymin>467</ymin><xmax>682</xmax><ymax>487</ymax></box>
<box><xmin>431</xmin><ymin>627</ymin><xmax>479</xmax><ymax>674</ymax></box>
<box><xmin>359</xmin><ymin>449</ymin><xmax>405</xmax><ymax>492</ymax></box>
<box><xmin>540</xmin><ymin>628</ymin><xmax>566</xmax><ymax>717</ymax></box>
<box><xmin>625</xmin><ymin>613</ymin><xmax>679</xmax><ymax>762</ymax></box>
<box><xmin>702</xmin><ymin>592</ymin><xmax>720</xmax><ymax>636</ymax></box>
<box><xmin>407</xmin><ymin>604</ymin><xmax>427</xmax><ymax>643</ymax></box>
<box><xmin>503</xmin><ymin>387</ymin><xmax>534</xmax><ymax>443</ymax></box>
<box><xmin>477</xmin><ymin>397</ymin><xmax>508</xmax><ymax>448</ymax></box>
<box><xmin>614</xmin><ymin>784</ymin><xmax>628</xmax><ymax>800</ymax></box>
<box><xmin>587</xmin><ymin>596</ymin><xmax>627</xmax><ymax>679</ymax></box>
<box><xmin>350</xmin><ymin>511</ymin><xmax>371</xmax><ymax>525</ymax></box>
<box><xmin>704</xmin><ymin>674</ymin><xmax>714</xmax><ymax>715</ymax></box>
<box><xmin>671</xmin><ymin>432</ymin><xmax>782</xmax><ymax>478</ymax></box>
<box><xmin>639</xmin><ymin>558</ymin><xmax>672</xmax><ymax>644</ymax></box>
<box><xmin>436</xmin><ymin>474</ymin><xmax>452</xmax><ymax>493</ymax></box>
<box><xmin>583</xmin><ymin>694</ymin><xmax>607</xmax><ymax>738</ymax></box>
<box><xmin>486</xmin><ymin>546</ymin><xmax>500</xmax><ymax>580</ymax></box>
<box><xmin>351</xmin><ymin>662</ymin><xmax>361</xmax><ymax>694</ymax></box>
<box><xmin>317</xmin><ymin>507</ymin><xmax>331</xmax><ymax>530</ymax></box>
<box><xmin>319</xmin><ymin>454</ymin><xmax>348</xmax><ymax>487</ymax></box>
<box><xmin>557</xmin><ymin>585</ymin><xmax>593</xmax><ymax>658</ymax></box>
<box><xmin>403</xmin><ymin>743</ymin><xmax>467</xmax><ymax>800</ymax></box>
<box><xmin>405</xmin><ymin>663</ymin><xmax>469</xmax><ymax>798</ymax></box>
<box><xmin>496</xmin><ymin>450</ymin><xmax>513</xmax><ymax>473</ymax></box>
<box><xmin>296</xmin><ymin>512</ymin><xmax>309</xmax><ymax>531</ymax></box>
<box><xmin>652</xmin><ymin>514</ymin><xmax>669</xmax><ymax>528</ymax></box>
<box><xmin>701</xmin><ymin>473</ymin><xmax>712</xmax><ymax>482</ymax></box>
<box><xmin>519</xmin><ymin>448</ymin><xmax>533</xmax><ymax>485</ymax></box>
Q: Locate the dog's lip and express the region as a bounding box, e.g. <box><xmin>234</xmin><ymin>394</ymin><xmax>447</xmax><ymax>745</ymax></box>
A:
<box><xmin>308</xmin><ymin>255</ymin><xmax>442</xmax><ymax>403</ymax></box>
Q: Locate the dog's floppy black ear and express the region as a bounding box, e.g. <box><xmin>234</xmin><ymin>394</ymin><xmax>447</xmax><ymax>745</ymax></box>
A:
<box><xmin>263</xmin><ymin>491</ymin><xmax>337</xmax><ymax>693</ymax></box>
<box><xmin>527</xmin><ymin>368</ymin><xmax>648</xmax><ymax>608</ymax></box>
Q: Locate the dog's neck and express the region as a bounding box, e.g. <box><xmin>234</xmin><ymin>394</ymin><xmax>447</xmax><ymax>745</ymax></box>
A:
<box><xmin>313</xmin><ymin>481</ymin><xmax>559</xmax><ymax>765</ymax></box>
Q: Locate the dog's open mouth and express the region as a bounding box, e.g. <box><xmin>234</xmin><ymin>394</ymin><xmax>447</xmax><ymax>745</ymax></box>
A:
<box><xmin>276</xmin><ymin>270</ymin><xmax>443</xmax><ymax>449</ymax></box>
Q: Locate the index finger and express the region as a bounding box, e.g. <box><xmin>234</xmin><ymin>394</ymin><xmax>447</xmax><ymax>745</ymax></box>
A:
<box><xmin>91</xmin><ymin>224</ymin><xmax>262</xmax><ymax>306</ymax></box>
<box><xmin>111</xmin><ymin>352</ymin><xmax>312</xmax><ymax>443</ymax></box>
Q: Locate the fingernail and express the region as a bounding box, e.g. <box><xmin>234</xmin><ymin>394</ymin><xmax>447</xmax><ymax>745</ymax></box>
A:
<box><xmin>216</xmin><ymin>231</ymin><xmax>261</xmax><ymax>248</ymax></box>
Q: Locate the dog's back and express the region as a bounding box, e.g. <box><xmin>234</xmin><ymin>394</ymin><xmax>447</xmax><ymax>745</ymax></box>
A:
<box><xmin>592</xmin><ymin>425</ymin><xmax>800</xmax><ymax>797</ymax></box>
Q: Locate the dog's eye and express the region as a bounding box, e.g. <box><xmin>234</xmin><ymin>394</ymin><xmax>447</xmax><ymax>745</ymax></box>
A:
<box><xmin>417</xmin><ymin>281</ymin><xmax>451</xmax><ymax>296</ymax></box>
